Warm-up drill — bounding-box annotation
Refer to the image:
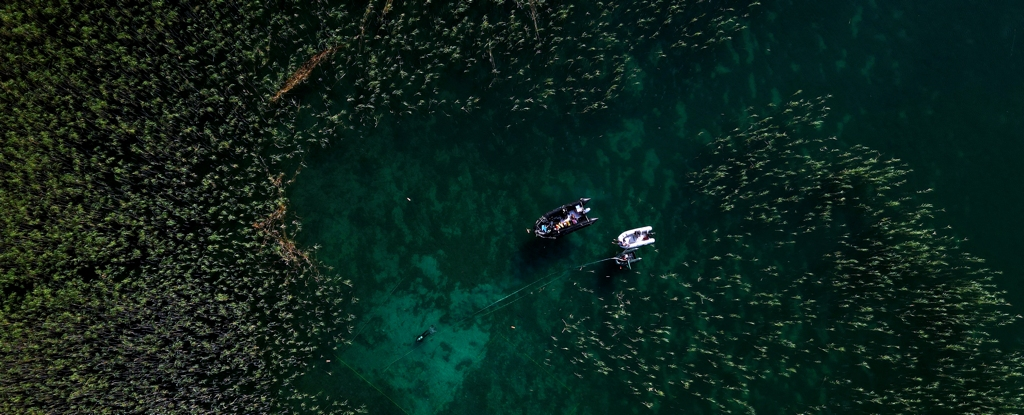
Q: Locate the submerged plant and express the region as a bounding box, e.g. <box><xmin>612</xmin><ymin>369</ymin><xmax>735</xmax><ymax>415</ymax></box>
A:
<box><xmin>549</xmin><ymin>97</ymin><xmax>1024</xmax><ymax>413</ymax></box>
<box><xmin>0</xmin><ymin>1</ymin><xmax>356</xmax><ymax>413</ymax></box>
<box><xmin>267</xmin><ymin>0</ymin><xmax>757</xmax><ymax>140</ymax></box>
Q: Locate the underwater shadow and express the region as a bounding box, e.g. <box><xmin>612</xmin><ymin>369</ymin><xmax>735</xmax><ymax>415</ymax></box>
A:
<box><xmin>510</xmin><ymin>237</ymin><xmax>575</xmax><ymax>283</ymax></box>
<box><xmin>591</xmin><ymin>256</ymin><xmax>636</xmax><ymax>297</ymax></box>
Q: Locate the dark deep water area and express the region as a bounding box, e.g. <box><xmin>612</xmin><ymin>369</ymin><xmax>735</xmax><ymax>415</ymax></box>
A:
<box><xmin>287</xmin><ymin>1</ymin><xmax>1024</xmax><ymax>413</ymax></box>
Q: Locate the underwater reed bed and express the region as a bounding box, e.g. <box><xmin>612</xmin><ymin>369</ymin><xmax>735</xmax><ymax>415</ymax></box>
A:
<box><xmin>267</xmin><ymin>0</ymin><xmax>757</xmax><ymax>141</ymax></box>
<box><xmin>548</xmin><ymin>97</ymin><xmax>1024</xmax><ymax>414</ymax></box>
<box><xmin>1</xmin><ymin>0</ymin><xmax>759</xmax><ymax>412</ymax></box>
<box><xmin>0</xmin><ymin>1</ymin><xmax>357</xmax><ymax>413</ymax></box>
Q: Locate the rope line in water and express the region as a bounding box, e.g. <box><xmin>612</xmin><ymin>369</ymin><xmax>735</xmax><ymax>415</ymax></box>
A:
<box><xmin>463</xmin><ymin>257</ymin><xmax>617</xmax><ymax>322</ymax></box>
<box><xmin>453</xmin><ymin>268</ymin><xmax>572</xmax><ymax>325</ymax></box>
<box><xmin>470</xmin><ymin>268</ymin><xmax>580</xmax><ymax>321</ymax></box>
<box><xmin>382</xmin><ymin>343</ymin><xmax>424</xmax><ymax>372</ymax></box>
<box><xmin>380</xmin><ymin>268</ymin><xmax>576</xmax><ymax>371</ymax></box>
<box><xmin>576</xmin><ymin>257</ymin><xmax>617</xmax><ymax>269</ymax></box>
<box><xmin>337</xmin><ymin>358</ymin><xmax>410</xmax><ymax>415</ymax></box>
<box><xmin>343</xmin><ymin>258</ymin><xmax>613</xmax><ymax>373</ymax></box>
<box><xmin>341</xmin><ymin>275</ymin><xmax>412</xmax><ymax>354</ymax></box>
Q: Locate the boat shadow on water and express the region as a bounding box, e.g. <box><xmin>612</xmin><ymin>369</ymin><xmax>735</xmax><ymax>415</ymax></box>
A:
<box><xmin>511</xmin><ymin>236</ymin><xmax>574</xmax><ymax>283</ymax></box>
<box><xmin>593</xmin><ymin>260</ymin><xmax>624</xmax><ymax>297</ymax></box>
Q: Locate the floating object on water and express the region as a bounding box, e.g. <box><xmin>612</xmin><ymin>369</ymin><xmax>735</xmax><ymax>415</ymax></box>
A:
<box><xmin>615</xmin><ymin>226</ymin><xmax>655</xmax><ymax>249</ymax></box>
<box><xmin>415</xmin><ymin>325</ymin><xmax>436</xmax><ymax>343</ymax></box>
<box><xmin>614</xmin><ymin>248</ymin><xmax>642</xmax><ymax>269</ymax></box>
<box><xmin>534</xmin><ymin>197</ymin><xmax>599</xmax><ymax>239</ymax></box>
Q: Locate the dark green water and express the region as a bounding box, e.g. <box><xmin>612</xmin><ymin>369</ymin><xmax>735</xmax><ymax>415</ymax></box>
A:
<box><xmin>288</xmin><ymin>1</ymin><xmax>1024</xmax><ymax>413</ymax></box>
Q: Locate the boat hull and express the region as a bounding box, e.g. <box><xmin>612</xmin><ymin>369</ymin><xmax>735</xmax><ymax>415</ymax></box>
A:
<box><xmin>616</xmin><ymin>226</ymin><xmax>655</xmax><ymax>249</ymax></box>
<box><xmin>534</xmin><ymin>198</ymin><xmax>598</xmax><ymax>239</ymax></box>
<box><xmin>615</xmin><ymin>249</ymin><xmax>641</xmax><ymax>268</ymax></box>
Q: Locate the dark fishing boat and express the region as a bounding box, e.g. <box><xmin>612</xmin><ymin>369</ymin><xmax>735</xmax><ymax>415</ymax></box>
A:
<box><xmin>533</xmin><ymin>197</ymin><xmax>598</xmax><ymax>239</ymax></box>
<box><xmin>614</xmin><ymin>249</ymin><xmax>641</xmax><ymax>269</ymax></box>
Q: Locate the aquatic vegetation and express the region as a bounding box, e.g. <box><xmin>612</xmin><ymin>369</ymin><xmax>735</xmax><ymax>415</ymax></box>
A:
<box><xmin>5</xmin><ymin>0</ymin><xmax>1019</xmax><ymax>413</ymax></box>
<box><xmin>0</xmin><ymin>1</ymin><xmax>356</xmax><ymax>413</ymax></box>
<box><xmin>548</xmin><ymin>97</ymin><xmax>1024</xmax><ymax>413</ymax></box>
<box><xmin>268</xmin><ymin>0</ymin><xmax>756</xmax><ymax>138</ymax></box>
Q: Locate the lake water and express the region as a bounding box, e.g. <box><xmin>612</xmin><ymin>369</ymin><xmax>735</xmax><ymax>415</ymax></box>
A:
<box><xmin>288</xmin><ymin>0</ymin><xmax>1024</xmax><ymax>413</ymax></box>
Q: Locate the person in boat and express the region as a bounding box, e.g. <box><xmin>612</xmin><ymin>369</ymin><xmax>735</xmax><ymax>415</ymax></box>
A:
<box><xmin>416</xmin><ymin>325</ymin><xmax>436</xmax><ymax>343</ymax></box>
<box><xmin>615</xmin><ymin>250</ymin><xmax>639</xmax><ymax>269</ymax></box>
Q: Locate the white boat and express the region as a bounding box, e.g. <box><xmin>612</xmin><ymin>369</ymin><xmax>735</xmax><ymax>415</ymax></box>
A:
<box><xmin>615</xmin><ymin>226</ymin><xmax>654</xmax><ymax>249</ymax></box>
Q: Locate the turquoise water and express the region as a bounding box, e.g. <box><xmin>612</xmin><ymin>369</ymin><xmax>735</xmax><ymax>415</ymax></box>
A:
<box><xmin>288</xmin><ymin>1</ymin><xmax>1024</xmax><ymax>413</ymax></box>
